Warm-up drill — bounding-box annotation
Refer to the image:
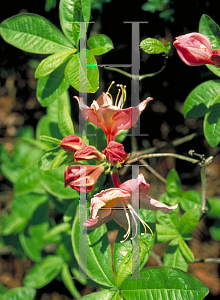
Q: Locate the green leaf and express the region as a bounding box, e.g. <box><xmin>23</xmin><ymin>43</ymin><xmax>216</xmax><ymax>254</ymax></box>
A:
<box><xmin>72</xmin><ymin>205</ymin><xmax>116</xmax><ymax>287</ymax></box>
<box><xmin>43</xmin><ymin>223</ymin><xmax>71</xmax><ymax>243</ymax></box>
<box><xmin>156</xmin><ymin>210</ymin><xmax>180</xmax><ymax>231</ymax></box>
<box><xmin>207</xmin><ymin>197</ymin><xmax>220</xmax><ymax>218</ymax></box>
<box><xmin>166</xmin><ymin>169</ymin><xmax>182</xmax><ymax>197</ymax></box>
<box><xmin>23</xmin><ymin>255</ymin><xmax>64</xmax><ymax>288</ymax></box>
<box><xmin>36</xmin><ymin>62</ymin><xmax>69</xmax><ymax>106</ymax></box>
<box><xmin>199</xmin><ymin>14</ymin><xmax>220</xmax><ymax>77</ymax></box>
<box><xmin>1</xmin><ymin>214</ymin><xmax>27</xmax><ymax>236</ymax></box>
<box><xmin>38</xmin><ymin>147</ymin><xmax>68</xmax><ymax>171</ymax></box>
<box><xmin>0</xmin><ymin>286</ymin><xmax>36</xmax><ymax>300</ymax></box>
<box><xmin>87</xmin><ymin>34</ymin><xmax>114</xmax><ymax>55</ymax></box>
<box><xmin>140</xmin><ymin>38</ymin><xmax>166</xmax><ymax>54</ymax></box>
<box><xmin>210</xmin><ymin>219</ymin><xmax>220</xmax><ymax>240</ymax></box>
<box><xmin>39</xmin><ymin>136</ymin><xmax>61</xmax><ymax>145</ymax></box>
<box><xmin>180</xmin><ymin>190</ymin><xmax>203</xmax><ymax>211</ymax></box>
<box><xmin>204</xmin><ymin>94</ymin><xmax>220</xmax><ymax>147</ymax></box>
<box><xmin>179</xmin><ymin>209</ymin><xmax>200</xmax><ymax>237</ymax></box>
<box><xmin>61</xmin><ymin>263</ymin><xmax>81</xmax><ymax>299</ymax></box>
<box><xmin>156</xmin><ymin>224</ymin><xmax>179</xmax><ymax>243</ymax></box>
<box><xmin>121</xmin><ymin>267</ymin><xmax>209</xmax><ymax>299</ymax></box>
<box><xmin>178</xmin><ymin>237</ymin><xmax>194</xmax><ymax>262</ymax></box>
<box><xmin>35</xmin><ymin>50</ymin><xmax>76</xmax><ymax>78</ymax></box>
<box><xmin>65</xmin><ymin>49</ymin><xmax>99</xmax><ymax>93</ymax></box>
<box><xmin>163</xmin><ymin>238</ymin><xmax>189</xmax><ymax>271</ymax></box>
<box><xmin>82</xmin><ymin>0</ymin><xmax>91</xmax><ymax>22</ymax></box>
<box><xmin>19</xmin><ymin>229</ymin><xmax>42</xmax><ymax>262</ymax></box>
<box><xmin>47</xmin><ymin>90</ymin><xmax>71</xmax><ymax>120</ymax></box>
<box><xmin>39</xmin><ymin>166</ymin><xmax>78</xmax><ymax>199</ymax></box>
<box><xmin>58</xmin><ymin>103</ymin><xmax>74</xmax><ymax>137</ymax></box>
<box><xmin>183</xmin><ymin>80</ymin><xmax>220</xmax><ymax>119</ymax></box>
<box><xmin>36</xmin><ymin>116</ymin><xmax>63</xmax><ymax>141</ymax></box>
<box><xmin>0</xmin><ymin>13</ymin><xmax>73</xmax><ymax>54</ymax></box>
<box><xmin>80</xmin><ymin>290</ymin><xmax>119</xmax><ymax>300</ymax></box>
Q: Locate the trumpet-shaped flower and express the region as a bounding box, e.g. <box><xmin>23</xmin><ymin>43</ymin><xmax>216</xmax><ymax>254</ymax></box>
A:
<box><xmin>75</xmin><ymin>83</ymin><xmax>153</xmax><ymax>144</ymax></box>
<box><xmin>84</xmin><ymin>174</ymin><xmax>178</xmax><ymax>242</ymax></box>
<box><xmin>173</xmin><ymin>32</ymin><xmax>220</xmax><ymax>66</ymax></box>
<box><xmin>65</xmin><ymin>165</ymin><xmax>104</xmax><ymax>193</ymax></box>
<box><xmin>102</xmin><ymin>141</ymin><xmax>129</xmax><ymax>165</ymax></box>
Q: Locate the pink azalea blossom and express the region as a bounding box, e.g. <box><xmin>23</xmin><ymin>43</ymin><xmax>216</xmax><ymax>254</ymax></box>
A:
<box><xmin>173</xmin><ymin>32</ymin><xmax>220</xmax><ymax>66</ymax></box>
<box><xmin>60</xmin><ymin>135</ymin><xmax>87</xmax><ymax>152</ymax></box>
<box><xmin>84</xmin><ymin>174</ymin><xmax>178</xmax><ymax>242</ymax></box>
<box><xmin>75</xmin><ymin>83</ymin><xmax>153</xmax><ymax>144</ymax></box>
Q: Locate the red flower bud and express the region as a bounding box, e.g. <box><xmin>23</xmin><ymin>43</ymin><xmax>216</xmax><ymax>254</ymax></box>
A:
<box><xmin>173</xmin><ymin>32</ymin><xmax>220</xmax><ymax>67</ymax></box>
<box><xmin>102</xmin><ymin>141</ymin><xmax>129</xmax><ymax>166</ymax></box>
<box><xmin>60</xmin><ymin>135</ymin><xmax>87</xmax><ymax>153</ymax></box>
<box><xmin>74</xmin><ymin>146</ymin><xmax>104</xmax><ymax>162</ymax></box>
<box><xmin>65</xmin><ymin>165</ymin><xmax>104</xmax><ymax>193</ymax></box>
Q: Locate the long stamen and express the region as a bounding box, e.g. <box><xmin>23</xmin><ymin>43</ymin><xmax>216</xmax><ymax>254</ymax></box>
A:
<box><xmin>117</xmin><ymin>85</ymin><xmax>126</xmax><ymax>108</ymax></box>
<box><xmin>115</xmin><ymin>89</ymin><xmax>121</xmax><ymax>107</ymax></box>
<box><xmin>120</xmin><ymin>200</ymin><xmax>131</xmax><ymax>243</ymax></box>
<box><xmin>106</xmin><ymin>81</ymin><xmax>115</xmax><ymax>101</ymax></box>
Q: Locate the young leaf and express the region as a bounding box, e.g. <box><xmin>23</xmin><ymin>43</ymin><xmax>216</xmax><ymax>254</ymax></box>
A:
<box><xmin>140</xmin><ymin>38</ymin><xmax>166</xmax><ymax>54</ymax></box>
<box><xmin>121</xmin><ymin>267</ymin><xmax>209</xmax><ymax>299</ymax></box>
<box><xmin>36</xmin><ymin>62</ymin><xmax>69</xmax><ymax>107</ymax></box>
<box><xmin>204</xmin><ymin>94</ymin><xmax>220</xmax><ymax>147</ymax></box>
<box><xmin>65</xmin><ymin>49</ymin><xmax>99</xmax><ymax>93</ymax></box>
<box><xmin>180</xmin><ymin>190</ymin><xmax>202</xmax><ymax>211</ymax></box>
<box><xmin>0</xmin><ymin>287</ymin><xmax>36</xmax><ymax>300</ymax></box>
<box><xmin>61</xmin><ymin>263</ymin><xmax>81</xmax><ymax>299</ymax></box>
<box><xmin>156</xmin><ymin>210</ymin><xmax>180</xmax><ymax>231</ymax></box>
<box><xmin>23</xmin><ymin>255</ymin><xmax>64</xmax><ymax>288</ymax></box>
<box><xmin>58</xmin><ymin>103</ymin><xmax>75</xmax><ymax>137</ymax></box>
<box><xmin>178</xmin><ymin>237</ymin><xmax>194</xmax><ymax>262</ymax></box>
<box><xmin>166</xmin><ymin>169</ymin><xmax>182</xmax><ymax>197</ymax></box>
<box><xmin>35</xmin><ymin>50</ymin><xmax>76</xmax><ymax>78</ymax></box>
<box><xmin>0</xmin><ymin>13</ymin><xmax>73</xmax><ymax>54</ymax></box>
<box><xmin>156</xmin><ymin>224</ymin><xmax>179</xmax><ymax>243</ymax></box>
<box><xmin>183</xmin><ymin>80</ymin><xmax>220</xmax><ymax>119</ymax></box>
<box><xmin>87</xmin><ymin>34</ymin><xmax>114</xmax><ymax>55</ymax></box>
<box><xmin>179</xmin><ymin>209</ymin><xmax>200</xmax><ymax>237</ymax></box>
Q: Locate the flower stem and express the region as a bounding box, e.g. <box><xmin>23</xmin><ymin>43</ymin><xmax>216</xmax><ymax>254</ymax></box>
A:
<box><xmin>111</xmin><ymin>171</ymin><xmax>121</xmax><ymax>188</ymax></box>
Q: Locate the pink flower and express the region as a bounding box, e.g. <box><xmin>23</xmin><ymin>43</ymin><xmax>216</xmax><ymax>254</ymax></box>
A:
<box><xmin>173</xmin><ymin>32</ymin><xmax>220</xmax><ymax>66</ymax></box>
<box><xmin>60</xmin><ymin>135</ymin><xmax>87</xmax><ymax>153</ymax></box>
<box><xmin>65</xmin><ymin>165</ymin><xmax>104</xmax><ymax>193</ymax></box>
<box><xmin>75</xmin><ymin>83</ymin><xmax>153</xmax><ymax>144</ymax></box>
<box><xmin>84</xmin><ymin>174</ymin><xmax>178</xmax><ymax>241</ymax></box>
<box><xmin>74</xmin><ymin>146</ymin><xmax>104</xmax><ymax>162</ymax></box>
<box><xmin>102</xmin><ymin>141</ymin><xmax>129</xmax><ymax>166</ymax></box>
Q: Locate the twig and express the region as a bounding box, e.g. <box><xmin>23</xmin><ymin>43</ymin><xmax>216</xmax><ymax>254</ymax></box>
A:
<box><xmin>193</xmin><ymin>258</ymin><xmax>220</xmax><ymax>263</ymax></box>
<box><xmin>200</xmin><ymin>166</ymin><xmax>207</xmax><ymax>214</ymax></box>
<box><xmin>139</xmin><ymin>159</ymin><xmax>167</xmax><ymax>184</ymax></box>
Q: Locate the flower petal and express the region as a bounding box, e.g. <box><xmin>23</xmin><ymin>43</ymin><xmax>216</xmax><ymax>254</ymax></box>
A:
<box><xmin>119</xmin><ymin>174</ymin><xmax>150</xmax><ymax>195</ymax></box>
<box><xmin>140</xmin><ymin>195</ymin><xmax>178</xmax><ymax>213</ymax></box>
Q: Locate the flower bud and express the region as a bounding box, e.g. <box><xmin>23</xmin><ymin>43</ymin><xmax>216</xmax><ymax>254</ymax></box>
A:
<box><xmin>65</xmin><ymin>165</ymin><xmax>104</xmax><ymax>193</ymax></box>
<box><xmin>60</xmin><ymin>135</ymin><xmax>87</xmax><ymax>153</ymax></box>
<box><xmin>173</xmin><ymin>32</ymin><xmax>220</xmax><ymax>66</ymax></box>
<box><xmin>102</xmin><ymin>141</ymin><xmax>129</xmax><ymax>166</ymax></box>
<box><xmin>74</xmin><ymin>146</ymin><xmax>104</xmax><ymax>162</ymax></box>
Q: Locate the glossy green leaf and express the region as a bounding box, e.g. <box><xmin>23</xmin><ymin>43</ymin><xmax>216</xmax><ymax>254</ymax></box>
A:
<box><xmin>36</xmin><ymin>62</ymin><xmax>69</xmax><ymax>107</ymax></box>
<box><xmin>19</xmin><ymin>229</ymin><xmax>42</xmax><ymax>262</ymax></box>
<box><xmin>0</xmin><ymin>286</ymin><xmax>36</xmax><ymax>300</ymax></box>
<box><xmin>35</xmin><ymin>50</ymin><xmax>76</xmax><ymax>78</ymax></box>
<box><xmin>140</xmin><ymin>38</ymin><xmax>166</xmax><ymax>54</ymax></box>
<box><xmin>199</xmin><ymin>14</ymin><xmax>220</xmax><ymax>77</ymax></box>
<box><xmin>183</xmin><ymin>80</ymin><xmax>220</xmax><ymax>119</ymax></box>
<box><xmin>39</xmin><ymin>165</ymin><xmax>78</xmax><ymax>199</ymax></box>
<box><xmin>72</xmin><ymin>205</ymin><xmax>116</xmax><ymax>287</ymax></box>
<box><xmin>166</xmin><ymin>169</ymin><xmax>182</xmax><ymax>197</ymax></box>
<box><xmin>87</xmin><ymin>34</ymin><xmax>114</xmax><ymax>55</ymax></box>
<box><xmin>178</xmin><ymin>237</ymin><xmax>194</xmax><ymax>262</ymax></box>
<box><xmin>180</xmin><ymin>190</ymin><xmax>202</xmax><ymax>211</ymax></box>
<box><xmin>156</xmin><ymin>210</ymin><xmax>180</xmax><ymax>231</ymax></box>
<box><xmin>121</xmin><ymin>267</ymin><xmax>209</xmax><ymax>299</ymax></box>
<box><xmin>0</xmin><ymin>13</ymin><xmax>73</xmax><ymax>54</ymax></box>
<box><xmin>204</xmin><ymin>93</ymin><xmax>220</xmax><ymax>147</ymax></box>
<box><xmin>61</xmin><ymin>263</ymin><xmax>81</xmax><ymax>299</ymax></box>
<box><xmin>80</xmin><ymin>290</ymin><xmax>119</xmax><ymax>300</ymax></box>
<box><xmin>23</xmin><ymin>255</ymin><xmax>64</xmax><ymax>288</ymax></box>
<box><xmin>179</xmin><ymin>209</ymin><xmax>200</xmax><ymax>237</ymax></box>
<box><xmin>156</xmin><ymin>224</ymin><xmax>179</xmax><ymax>243</ymax></box>
<box><xmin>163</xmin><ymin>238</ymin><xmax>189</xmax><ymax>272</ymax></box>
<box><xmin>58</xmin><ymin>103</ymin><xmax>74</xmax><ymax>137</ymax></box>
<box><xmin>65</xmin><ymin>49</ymin><xmax>99</xmax><ymax>93</ymax></box>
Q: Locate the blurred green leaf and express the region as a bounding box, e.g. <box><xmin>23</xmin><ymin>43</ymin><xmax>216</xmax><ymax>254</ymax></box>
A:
<box><xmin>58</xmin><ymin>103</ymin><xmax>75</xmax><ymax>137</ymax></box>
<box><xmin>210</xmin><ymin>219</ymin><xmax>220</xmax><ymax>240</ymax></box>
<box><xmin>19</xmin><ymin>229</ymin><xmax>42</xmax><ymax>262</ymax></box>
<box><xmin>0</xmin><ymin>286</ymin><xmax>36</xmax><ymax>300</ymax></box>
<box><xmin>180</xmin><ymin>190</ymin><xmax>202</xmax><ymax>211</ymax></box>
<box><xmin>43</xmin><ymin>223</ymin><xmax>71</xmax><ymax>243</ymax></box>
<box><xmin>61</xmin><ymin>263</ymin><xmax>81</xmax><ymax>299</ymax></box>
<box><xmin>207</xmin><ymin>197</ymin><xmax>220</xmax><ymax>218</ymax></box>
<box><xmin>166</xmin><ymin>169</ymin><xmax>182</xmax><ymax>197</ymax></box>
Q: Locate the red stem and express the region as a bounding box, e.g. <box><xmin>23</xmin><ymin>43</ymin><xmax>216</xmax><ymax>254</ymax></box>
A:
<box><xmin>111</xmin><ymin>171</ymin><xmax>121</xmax><ymax>188</ymax></box>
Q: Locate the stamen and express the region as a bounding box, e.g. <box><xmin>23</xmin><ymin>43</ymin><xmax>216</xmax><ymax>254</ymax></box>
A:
<box><xmin>106</xmin><ymin>81</ymin><xmax>115</xmax><ymax>100</ymax></box>
<box><xmin>117</xmin><ymin>85</ymin><xmax>126</xmax><ymax>108</ymax></box>
<box><xmin>120</xmin><ymin>200</ymin><xmax>131</xmax><ymax>243</ymax></box>
<box><xmin>115</xmin><ymin>89</ymin><xmax>121</xmax><ymax>106</ymax></box>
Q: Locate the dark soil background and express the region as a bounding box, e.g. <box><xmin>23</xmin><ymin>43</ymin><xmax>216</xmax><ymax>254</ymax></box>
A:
<box><xmin>0</xmin><ymin>0</ymin><xmax>220</xmax><ymax>299</ymax></box>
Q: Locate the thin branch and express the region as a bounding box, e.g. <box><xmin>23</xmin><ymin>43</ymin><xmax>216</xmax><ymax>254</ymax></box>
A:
<box><xmin>139</xmin><ymin>159</ymin><xmax>167</xmax><ymax>184</ymax></box>
<box><xmin>127</xmin><ymin>153</ymin><xmax>200</xmax><ymax>165</ymax></box>
<box><xmin>193</xmin><ymin>258</ymin><xmax>220</xmax><ymax>263</ymax></box>
<box><xmin>200</xmin><ymin>166</ymin><xmax>207</xmax><ymax>214</ymax></box>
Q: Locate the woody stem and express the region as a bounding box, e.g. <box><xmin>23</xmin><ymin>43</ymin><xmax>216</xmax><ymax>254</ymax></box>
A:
<box><xmin>111</xmin><ymin>171</ymin><xmax>121</xmax><ymax>188</ymax></box>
